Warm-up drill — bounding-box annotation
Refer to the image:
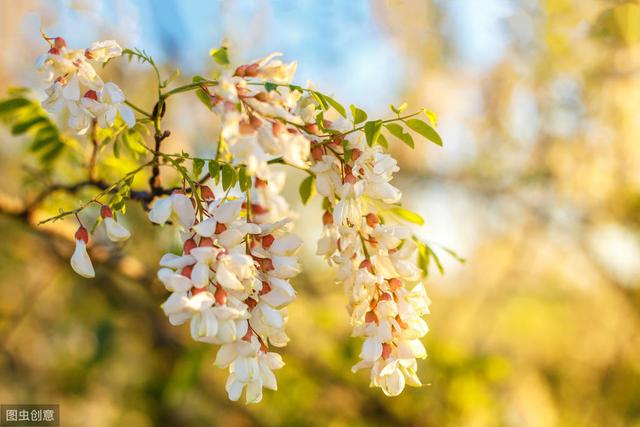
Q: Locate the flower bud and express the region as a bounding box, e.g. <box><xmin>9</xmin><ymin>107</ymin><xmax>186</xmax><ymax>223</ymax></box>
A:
<box><xmin>245</xmin><ymin>63</ymin><xmax>260</xmax><ymax>77</ymax></box>
<box><xmin>365</xmin><ymin>213</ymin><xmax>380</xmax><ymax>228</ymax></box>
<box><xmin>272</xmin><ymin>121</ymin><xmax>285</xmax><ymax>136</ymax></box>
<box><xmin>84</xmin><ymin>90</ymin><xmax>98</xmax><ymax>101</ymax></box>
<box><xmin>184</xmin><ymin>238</ymin><xmax>197</xmax><ymax>254</ymax></box>
<box><xmin>199</xmin><ymin>237</ymin><xmax>214</xmax><ymax>247</ymax></box>
<box><xmin>351</xmin><ymin>148</ymin><xmax>363</xmax><ymax>161</ymax></box>
<box><xmin>254</xmin><ymin>92</ymin><xmax>268</xmax><ymax>102</ymax></box>
<box><xmin>53</xmin><ymin>37</ymin><xmax>66</xmax><ymax>49</ymax></box>
<box><xmin>381</xmin><ymin>343</ymin><xmax>393</xmax><ymax>360</ymax></box>
<box><xmin>365</xmin><ymin>310</ymin><xmax>378</xmax><ymax>324</ymax></box>
<box><xmin>239</xmin><ymin>120</ymin><xmax>255</xmax><ymax>135</ymax></box>
<box><xmin>259</xmin><ymin>281</ymin><xmax>272</xmax><ymax>295</ymax></box>
<box><xmin>311</xmin><ymin>144</ymin><xmax>324</xmax><ymax>161</ymax></box>
<box><xmin>261</xmin><ymin>234</ymin><xmax>275</xmax><ymax>249</ymax></box>
<box><xmin>249</xmin><ymin>115</ymin><xmax>262</xmax><ymax>129</ymax></box>
<box><xmin>255</xmin><ymin>177</ymin><xmax>268</xmax><ymax>188</ymax></box>
<box><xmin>344</xmin><ymin>173</ymin><xmax>357</xmax><ymax>185</ymax></box>
<box><xmin>181</xmin><ymin>265</ymin><xmax>193</xmax><ymax>279</ymax></box>
<box><xmin>215</xmin><ymin>286</ymin><xmax>227</xmax><ymax>305</ymax></box>
<box><xmin>322</xmin><ymin>210</ymin><xmax>333</xmax><ymax>225</ymax></box>
<box><xmin>379</xmin><ymin>292</ymin><xmax>392</xmax><ymax>302</ymax></box>
<box><xmin>215</xmin><ymin>222</ymin><xmax>227</xmax><ymax>234</ymax></box>
<box><xmin>234</xmin><ymin>65</ymin><xmax>247</xmax><ymax>77</ymax></box>
<box><xmin>258</xmin><ymin>258</ymin><xmax>274</xmax><ymax>272</ymax></box>
<box><xmin>100</xmin><ymin>205</ymin><xmax>113</xmax><ymax>218</ymax></box>
<box><xmin>191</xmin><ymin>287</ymin><xmax>206</xmax><ymax>296</ymax></box>
<box><xmin>200</xmin><ymin>185</ymin><xmax>215</xmax><ymax>201</ymax></box>
<box><xmin>388</xmin><ymin>278</ymin><xmax>402</xmax><ymax>292</ymax></box>
<box><xmin>359</xmin><ymin>259</ymin><xmax>373</xmax><ymax>272</ymax></box>
<box><xmin>304</xmin><ymin>123</ymin><xmax>319</xmax><ymax>135</ymax></box>
<box><xmin>74</xmin><ymin>225</ymin><xmax>89</xmax><ymax>244</ymax></box>
<box><xmin>48</xmin><ymin>47</ymin><xmax>60</xmax><ymax>55</ymax></box>
<box><xmin>245</xmin><ymin>298</ymin><xmax>257</xmax><ymax>309</ymax></box>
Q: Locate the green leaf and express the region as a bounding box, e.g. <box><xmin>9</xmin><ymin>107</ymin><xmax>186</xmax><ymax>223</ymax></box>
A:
<box><xmin>122</xmin><ymin>129</ymin><xmax>147</xmax><ymax>157</ymax></box>
<box><xmin>221</xmin><ymin>164</ymin><xmax>237</xmax><ymax>190</ymax></box>
<box><xmin>426</xmin><ymin>244</ymin><xmax>444</xmax><ymax>275</ymax></box>
<box><xmin>391</xmin><ymin>207</ymin><xmax>424</xmax><ymax>225</ymax></box>
<box><xmin>264</xmin><ymin>82</ymin><xmax>278</xmax><ymax>92</ymax></box>
<box><xmin>299</xmin><ymin>175</ymin><xmax>316</xmax><ymax>205</ymax></box>
<box><xmin>0</xmin><ymin>97</ymin><xmax>30</xmax><ymax>115</ymax></box>
<box><xmin>377</xmin><ymin>133</ymin><xmax>389</xmax><ymax>149</ymax></box>
<box><xmin>385</xmin><ymin>123</ymin><xmax>414</xmax><ymax>148</ymax></box>
<box><xmin>323</xmin><ymin>95</ymin><xmax>346</xmax><ymax>118</ymax></box>
<box><xmin>423</xmin><ymin>110</ymin><xmax>438</xmax><ymax>127</ymax></box>
<box><xmin>417</xmin><ymin>242</ymin><xmax>430</xmax><ymax>277</ymax></box>
<box><xmin>238</xmin><ymin>166</ymin><xmax>251</xmax><ymax>192</ymax></box>
<box><xmin>405</xmin><ymin>118</ymin><xmax>442</xmax><ymax>146</ymax></box>
<box><xmin>364</xmin><ymin>120</ymin><xmax>383</xmax><ymax>147</ymax></box>
<box><xmin>192</xmin><ymin>158</ymin><xmax>205</xmax><ymax>178</ymax></box>
<box><xmin>311</xmin><ymin>91</ymin><xmax>329</xmax><ymax>110</ymax></box>
<box><xmin>209</xmin><ymin>46</ymin><xmax>230</xmax><ymax>65</ymax></box>
<box><xmin>11</xmin><ymin>116</ymin><xmax>47</xmax><ymax>135</ymax></box>
<box><xmin>350</xmin><ymin>105</ymin><xmax>367</xmax><ymax>125</ymax></box>
<box><xmin>390</xmin><ymin>102</ymin><xmax>408</xmax><ymax>115</ymax></box>
<box><xmin>208</xmin><ymin>161</ymin><xmax>220</xmax><ymax>184</ymax></box>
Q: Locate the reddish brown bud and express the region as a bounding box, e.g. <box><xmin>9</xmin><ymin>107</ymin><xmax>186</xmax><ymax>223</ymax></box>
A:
<box><xmin>234</xmin><ymin>65</ymin><xmax>247</xmax><ymax>77</ymax></box>
<box><xmin>199</xmin><ymin>237</ymin><xmax>214</xmax><ymax>247</ymax></box>
<box><xmin>83</xmin><ymin>90</ymin><xmax>98</xmax><ymax>101</ymax></box>
<box><xmin>365</xmin><ymin>310</ymin><xmax>378</xmax><ymax>324</ymax></box>
<box><xmin>322</xmin><ymin>210</ymin><xmax>333</xmax><ymax>226</ymax></box>
<box><xmin>359</xmin><ymin>259</ymin><xmax>373</xmax><ymax>272</ymax></box>
<box><xmin>84</xmin><ymin>49</ymin><xmax>93</xmax><ymax>59</ymax></box>
<box><xmin>258</xmin><ymin>258</ymin><xmax>274</xmax><ymax>272</ymax></box>
<box><xmin>365</xmin><ymin>213</ymin><xmax>380</xmax><ymax>228</ymax></box>
<box><xmin>272</xmin><ymin>121</ymin><xmax>285</xmax><ymax>136</ymax></box>
<box><xmin>255</xmin><ymin>177</ymin><xmax>268</xmax><ymax>188</ymax></box>
<box><xmin>245</xmin><ymin>298</ymin><xmax>257</xmax><ymax>309</ymax></box>
<box><xmin>344</xmin><ymin>173</ymin><xmax>357</xmax><ymax>185</ymax></box>
<box><xmin>245</xmin><ymin>63</ymin><xmax>260</xmax><ymax>77</ymax></box>
<box><xmin>381</xmin><ymin>343</ymin><xmax>393</xmax><ymax>360</ymax></box>
<box><xmin>304</xmin><ymin>123</ymin><xmax>319</xmax><ymax>135</ymax></box>
<box><xmin>262</xmin><ymin>234</ymin><xmax>275</xmax><ymax>249</ymax></box>
<box><xmin>200</xmin><ymin>185</ymin><xmax>215</xmax><ymax>201</ymax></box>
<box><xmin>388</xmin><ymin>278</ymin><xmax>402</xmax><ymax>292</ymax></box>
<box><xmin>53</xmin><ymin>37</ymin><xmax>66</xmax><ymax>49</ymax></box>
<box><xmin>100</xmin><ymin>205</ymin><xmax>113</xmax><ymax>218</ymax></box>
<box><xmin>191</xmin><ymin>287</ymin><xmax>206</xmax><ymax>296</ymax></box>
<box><xmin>48</xmin><ymin>47</ymin><xmax>60</xmax><ymax>55</ymax></box>
<box><xmin>239</xmin><ymin>120</ymin><xmax>255</xmax><ymax>135</ymax></box>
<box><xmin>254</xmin><ymin>92</ymin><xmax>268</xmax><ymax>102</ymax></box>
<box><xmin>311</xmin><ymin>145</ymin><xmax>324</xmax><ymax>161</ymax></box>
<box><xmin>215</xmin><ymin>222</ymin><xmax>227</xmax><ymax>234</ymax></box>
<box><xmin>351</xmin><ymin>148</ymin><xmax>363</xmax><ymax>161</ymax></box>
<box><xmin>181</xmin><ymin>265</ymin><xmax>193</xmax><ymax>279</ymax></box>
<box><xmin>379</xmin><ymin>292</ymin><xmax>392</xmax><ymax>302</ymax></box>
<box><xmin>249</xmin><ymin>115</ymin><xmax>262</xmax><ymax>129</ymax></box>
<box><xmin>74</xmin><ymin>226</ymin><xmax>89</xmax><ymax>243</ymax></box>
<box><xmin>215</xmin><ymin>287</ymin><xmax>228</xmax><ymax>305</ymax></box>
<box><xmin>252</xmin><ymin>204</ymin><xmax>268</xmax><ymax>215</ymax></box>
<box><xmin>183</xmin><ymin>238</ymin><xmax>197</xmax><ymax>255</ymax></box>
<box><xmin>259</xmin><ymin>281</ymin><xmax>272</xmax><ymax>295</ymax></box>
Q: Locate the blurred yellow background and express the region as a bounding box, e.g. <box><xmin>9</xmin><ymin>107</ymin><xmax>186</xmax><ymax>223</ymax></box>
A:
<box><xmin>1</xmin><ymin>1</ymin><xmax>640</xmax><ymax>426</ymax></box>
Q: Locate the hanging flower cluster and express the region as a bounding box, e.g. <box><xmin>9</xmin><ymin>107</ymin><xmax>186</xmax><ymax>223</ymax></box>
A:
<box><xmin>36</xmin><ymin>37</ymin><xmax>134</xmax><ymax>134</ymax></box>
<box><xmin>30</xmin><ymin>34</ymin><xmax>447</xmax><ymax>403</ymax></box>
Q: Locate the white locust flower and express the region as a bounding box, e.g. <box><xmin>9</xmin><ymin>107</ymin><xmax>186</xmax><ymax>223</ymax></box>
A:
<box><xmin>70</xmin><ymin>226</ymin><xmax>95</xmax><ymax>278</ymax></box>
<box><xmin>148</xmin><ymin>193</ymin><xmax>196</xmax><ymax>228</ymax></box>
<box><xmin>100</xmin><ymin>205</ymin><xmax>131</xmax><ymax>242</ymax></box>
<box><xmin>85</xmin><ymin>40</ymin><xmax>122</xmax><ymax>63</ymax></box>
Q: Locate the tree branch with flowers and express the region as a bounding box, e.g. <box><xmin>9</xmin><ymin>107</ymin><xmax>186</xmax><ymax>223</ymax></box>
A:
<box><xmin>0</xmin><ymin>33</ymin><xmax>454</xmax><ymax>404</ymax></box>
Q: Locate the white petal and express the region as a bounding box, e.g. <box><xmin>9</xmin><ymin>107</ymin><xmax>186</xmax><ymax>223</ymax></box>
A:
<box><xmin>148</xmin><ymin>197</ymin><xmax>172</xmax><ymax>224</ymax></box>
<box><xmin>171</xmin><ymin>193</ymin><xmax>196</xmax><ymax>228</ymax></box>
<box><xmin>192</xmin><ymin>218</ymin><xmax>216</xmax><ymax>237</ymax></box>
<box><xmin>191</xmin><ymin>262</ymin><xmax>210</xmax><ymax>288</ymax></box>
<box><xmin>213</xmin><ymin>199</ymin><xmax>243</xmax><ymax>224</ymax></box>
<box><xmin>218</xmin><ymin>229</ymin><xmax>244</xmax><ymax>248</ymax></box>
<box><xmin>245</xmin><ymin>381</ymin><xmax>263</xmax><ymax>404</ymax></box>
<box><xmin>104</xmin><ymin>217</ymin><xmax>131</xmax><ymax>242</ymax></box>
<box><xmin>259</xmin><ymin>304</ymin><xmax>284</xmax><ymax>329</ymax></box>
<box><xmin>70</xmin><ymin>239</ymin><xmax>95</xmax><ymax>278</ymax></box>
<box><xmin>360</xmin><ymin>337</ymin><xmax>382</xmax><ymax>362</ymax></box>
<box><xmin>62</xmin><ymin>75</ymin><xmax>80</xmax><ymax>101</ymax></box>
<box><xmin>159</xmin><ymin>253</ymin><xmax>195</xmax><ymax>269</ymax></box>
<box><xmin>215</xmin><ymin>344</ymin><xmax>238</xmax><ymax>368</ymax></box>
<box><xmin>118</xmin><ymin>104</ymin><xmax>135</xmax><ymax>128</ymax></box>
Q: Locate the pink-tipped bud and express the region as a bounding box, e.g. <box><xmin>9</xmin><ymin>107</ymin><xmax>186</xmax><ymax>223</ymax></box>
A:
<box><xmin>261</xmin><ymin>234</ymin><xmax>275</xmax><ymax>249</ymax></box>
<box><xmin>199</xmin><ymin>237</ymin><xmax>214</xmax><ymax>247</ymax></box>
<box><xmin>259</xmin><ymin>281</ymin><xmax>272</xmax><ymax>295</ymax></box>
<box><xmin>255</xmin><ymin>177</ymin><xmax>268</xmax><ymax>189</ymax></box>
<box><xmin>381</xmin><ymin>343</ymin><xmax>393</xmax><ymax>360</ymax></box>
<box><xmin>311</xmin><ymin>145</ymin><xmax>324</xmax><ymax>161</ymax></box>
<box><xmin>84</xmin><ymin>49</ymin><xmax>94</xmax><ymax>60</ymax></box>
<box><xmin>379</xmin><ymin>292</ymin><xmax>392</xmax><ymax>302</ymax></box>
<box><xmin>215</xmin><ymin>287</ymin><xmax>227</xmax><ymax>305</ymax></box>
<box><xmin>351</xmin><ymin>148</ymin><xmax>363</xmax><ymax>161</ymax></box>
<box><xmin>304</xmin><ymin>123</ymin><xmax>320</xmax><ymax>135</ymax></box>
<box><xmin>215</xmin><ymin>222</ymin><xmax>227</xmax><ymax>234</ymax></box>
<box><xmin>388</xmin><ymin>278</ymin><xmax>402</xmax><ymax>292</ymax></box>
<box><xmin>245</xmin><ymin>63</ymin><xmax>260</xmax><ymax>77</ymax></box>
<box><xmin>183</xmin><ymin>238</ymin><xmax>197</xmax><ymax>255</ymax></box>
<box><xmin>359</xmin><ymin>259</ymin><xmax>373</xmax><ymax>272</ymax></box>
<box><xmin>100</xmin><ymin>205</ymin><xmax>113</xmax><ymax>218</ymax></box>
<box><xmin>322</xmin><ymin>210</ymin><xmax>333</xmax><ymax>226</ymax></box>
<box><xmin>254</xmin><ymin>92</ymin><xmax>268</xmax><ymax>102</ymax></box>
<box><xmin>365</xmin><ymin>310</ymin><xmax>378</xmax><ymax>324</ymax></box>
<box><xmin>272</xmin><ymin>121</ymin><xmax>285</xmax><ymax>137</ymax></box>
<box><xmin>181</xmin><ymin>265</ymin><xmax>193</xmax><ymax>279</ymax></box>
<box><xmin>74</xmin><ymin>226</ymin><xmax>89</xmax><ymax>243</ymax></box>
<box><xmin>239</xmin><ymin>120</ymin><xmax>255</xmax><ymax>135</ymax></box>
<box><xmin>83</xmin><ymin>90</ymin><xmax>98</xmax><ymax>101</ymax></box>
<box><xmin>48</xmin><ymin>47</ymin><xmax>60</xmax><ymax>55</ymax></box>
<box><xmin>365</xmin><ymin>213</ymin><xmax>380</xmax><ymax>228</ymax></box>
<box><xmin>249</xmin><ymin>115</ymin><xmax>262</xmax><ymax>129</ymax></box>
<box><xmin>200</xmin><ymin>185</ymin><xmax>215</xmax><ymax>201</ymax></box>
<box><xmin>53</xmin><ymin>37</ymin><xmax>66</xmax><ymax>49</ymax></box>
<box><xmin>344</xmin><ymin>173</ymin><xmax>357</xmax><ymax>185</ymax></box>
<box><xmin>234</xmin><ymin>65</ymin><xmax>247</xmax><ymax>77</ymax></box>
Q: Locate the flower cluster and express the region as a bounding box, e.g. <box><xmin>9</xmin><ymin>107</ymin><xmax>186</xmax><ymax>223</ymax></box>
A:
<box><xmin>36</xmin><ymin>37</ymin><xmax>134</xmax><ymax>134</ymax></box>
<box><xmin>311</xmin><ymin>135</ymin><xmax>431</xmax><ymax>396</ymax></box>
<box><xmin>150</xmin><ymin>187</ymin><xmax>301</xmax><ymax>403</ymax></box>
